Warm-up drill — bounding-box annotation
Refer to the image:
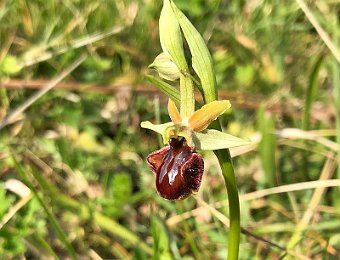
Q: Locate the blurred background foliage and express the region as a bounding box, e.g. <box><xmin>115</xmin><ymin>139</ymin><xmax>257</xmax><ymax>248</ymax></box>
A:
<box><xmin>0</xmin><ymin>0</ymin><xmax>340</xmax><ymax>259</ymax></box>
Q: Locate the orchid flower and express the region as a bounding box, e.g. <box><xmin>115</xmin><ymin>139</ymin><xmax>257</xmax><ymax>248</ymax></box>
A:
<box><xmin>141</xmin><ymin>98</ymin><xmax>249</xmax><ymax>200</ymax></box>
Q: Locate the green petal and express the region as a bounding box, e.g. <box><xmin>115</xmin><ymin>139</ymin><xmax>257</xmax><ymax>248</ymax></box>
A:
<box><xmin>170</xmin><ymin>1</ymin><xmax>217</xmax><ymax>103</ymax></box>
<box><xmin>193</xmin><ymin>129</ymin><xmax>251</xmax><ymax>151</ymax></box>
<box><xmin>140</xmin><ymin>121</ymin><xmax>174</xmax><ymax>144</ymax></box>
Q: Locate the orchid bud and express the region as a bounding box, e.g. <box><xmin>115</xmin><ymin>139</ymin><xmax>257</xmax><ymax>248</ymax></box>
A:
<box><xmin>149</xmin><ymin>52</ymin><xmax>180</xmax><ymax>81</ymax></box>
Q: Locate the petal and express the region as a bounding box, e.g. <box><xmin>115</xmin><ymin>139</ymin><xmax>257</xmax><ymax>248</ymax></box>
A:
<box><xmin>146</xmin><ymin>138</ymin><xmax>204</xmax><ymax>200</ymax></box>
<box><xmin>188</xmin><ymin>100</ymin><xmax>231</xmax><ymax>132</ymax></box>
<box><xmin>168</xmin><ymin>98</ymin><xmax>182</xmax><ymax>124</ymax></box>
<box><xmin>193</xmin><ymin>129</ymin><xmax>251</xmax><ymax>150</ymax></box>
<box><xmin>140</xmin><ymin>121</ymin><xmax>174</xmax><ymax>144</ymax></box>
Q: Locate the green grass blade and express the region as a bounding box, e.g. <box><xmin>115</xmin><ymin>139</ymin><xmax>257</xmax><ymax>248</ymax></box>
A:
<box><xmin>332</xmin><ymin>15</ymin><xmax>340</xmax><ymax>198</ymax></box>
<box><xmin>151</xmin><ymin>215</ymin><xmax>172</xmax><ymax>260</ymax></box>
<box><xmin>301</xmin><ymin>54</ymin><xmax>324</xmax><ymax>179</ymax></box>
<box><xmin>302</xmin><ymin>54</ymin><xmax>324</xmax><ymax>131</ymax></box>
<box><xmin>31</xmin><ymin>233</ymin><xmax>60</xmax><ymax>259</ymax></box>
<box><xmin>25</xmin><ymin>164</ymin><xmax>152</xmax><ymax>255</ymax></box>
<box><xmin>11</xmin><ymin>154</ymin><xmax>77</xmax><ymax>259</ymax></box>
<box><xmin>93</xmin><ymin>212</ymin><xmax>153</xmax><ymax>255</ymax></box>
<box><xmin>257</xmin><ymin>104</ymin><xmax>276</xmax><ymax>187</ymax></box>
<box><xmin>334</xmin><ymin>61</ymin><xmax>340</xmax><ymax>179</ymax></box>
<box><xmin>331</xmin><ymin>9</ymin><xmax>340</xmax><ymax>207</ymax></box>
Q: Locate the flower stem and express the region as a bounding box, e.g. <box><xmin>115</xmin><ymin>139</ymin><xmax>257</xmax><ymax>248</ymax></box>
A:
<box><xmin>211</xmin><ymin>121</ymin><xmax>240</xmax><ymax>260</ymax></box>
<box><xmin>215</xmin><ymin>149</ymin><xmax>240</xmax><ymax>260</ymax></box>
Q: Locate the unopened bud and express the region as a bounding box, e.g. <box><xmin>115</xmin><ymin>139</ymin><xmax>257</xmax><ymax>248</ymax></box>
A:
<box><xmin>149</xmin><ymin>52</ymin><xmax>180</xmax><ymax>81</ymax></box>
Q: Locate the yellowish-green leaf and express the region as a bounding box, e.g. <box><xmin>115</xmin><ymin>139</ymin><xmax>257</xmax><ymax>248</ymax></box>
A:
<box><xmin>170</xmin><ymin>1</ymin><xmax>217</xmax><ymax>103</ymax></box>
<box><xmin>168</xmin><ymin>98</ymin><xmax>182</xmax><ymax>124</ymax></box>
<box><xmin>193</xmin><ymin>129</ymin><xmax>250</xmax><ymax>150</ymax></box>
<box><xmin>188</xmin><ymin>100</ymin><xmax>231</xmax><ymax>132</ymax></box>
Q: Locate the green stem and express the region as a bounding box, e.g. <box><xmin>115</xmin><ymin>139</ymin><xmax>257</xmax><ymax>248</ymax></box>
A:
<box><xmin>211</xmin><ymin>121</ymin><xmax>240</xmax><ymax>260</ymax></box>
<box><xmin>215</xmin><ymin>152</ymin><xmax>240</xmax><ymax>260</ymax></box>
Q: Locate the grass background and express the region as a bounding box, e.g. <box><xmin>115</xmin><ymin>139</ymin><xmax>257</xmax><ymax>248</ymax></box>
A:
<box><xmin>1</xmin><ymin>0</ymin><xmax>340</xmax><ymax>259</ymax></box>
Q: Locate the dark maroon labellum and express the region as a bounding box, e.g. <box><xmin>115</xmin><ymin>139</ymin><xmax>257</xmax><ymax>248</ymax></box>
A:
<box><xmin>147</xmin><ymin>138</ymin><xmax>204</xmax><ymax>200</ymax></box>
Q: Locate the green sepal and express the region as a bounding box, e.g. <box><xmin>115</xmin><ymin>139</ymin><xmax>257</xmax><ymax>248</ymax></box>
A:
<box><xmin>170</xmin><ymin>1</ymin><xmax>217</xmax><ymax>103</ymax></box>
<box><xmin>160</xmin><ymin>0</ymin><xmax>195</xmax><ymax>118</ymax></box>
<box><xmin>193</xmin><ymin>129</ymin><xmax>250</xmax><ymax>150</ymax></box>
<box><xmin>140</xmin><ymin>121</ymin><xmax>174</xmax><ymax>144</ymax></box>
<box><xmin>159</xmin><ymin>0</ymin><xmax>187</xmax><ymax>70</ymax></box>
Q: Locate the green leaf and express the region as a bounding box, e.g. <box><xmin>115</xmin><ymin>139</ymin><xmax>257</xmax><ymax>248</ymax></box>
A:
<box><xmin>193</xmin><ymin>129</ymin><xmax>250</xmax><ymax>150</ymax></box>
<box><xmin>170</xmin><ymin>1</ymin><xmax>217</xmax><ymax>103</ymax></box>
<box><xmin>146</xmin><ymin>75</ymin><xmax>180</xmax><ymax>107</ymax></box>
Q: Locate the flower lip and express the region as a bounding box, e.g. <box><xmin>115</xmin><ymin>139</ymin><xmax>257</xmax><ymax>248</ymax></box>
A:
<box><xmin>147</xmin><ymin>138</ymin><xmax>204</xmax><ymax>200</ymax></box>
